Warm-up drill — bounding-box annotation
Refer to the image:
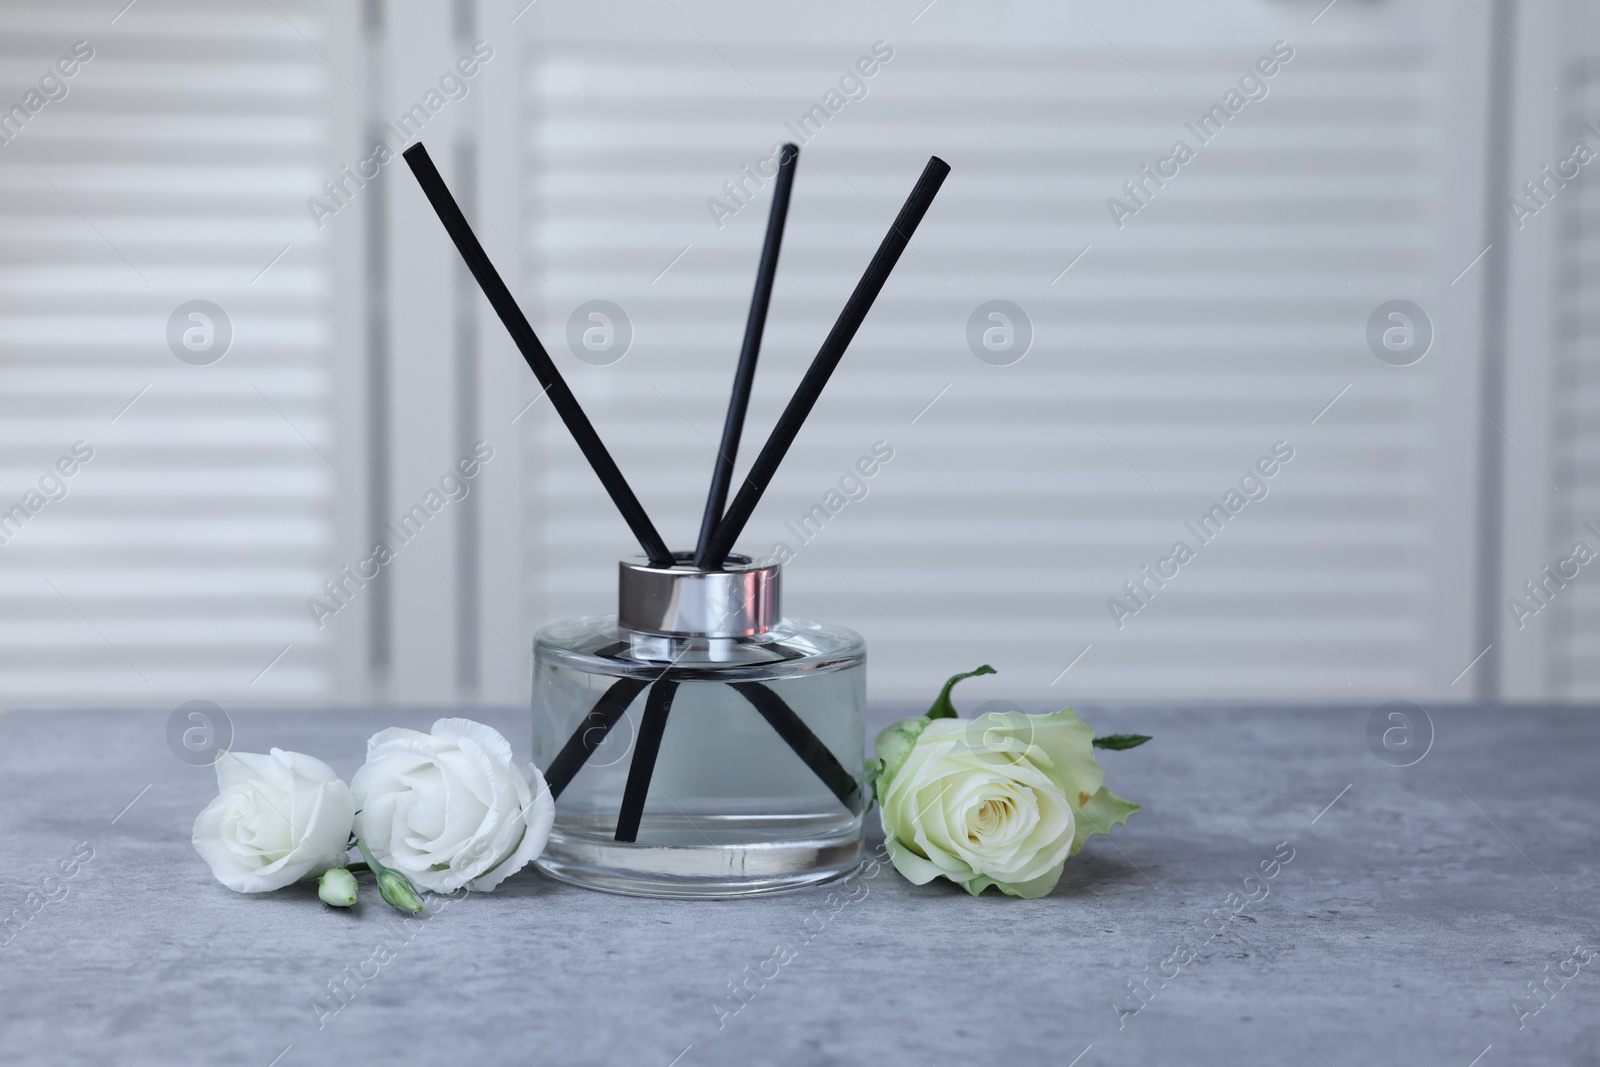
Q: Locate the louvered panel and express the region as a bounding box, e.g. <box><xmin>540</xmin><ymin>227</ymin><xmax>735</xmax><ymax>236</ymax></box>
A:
<box><xmin>0</xmin><ymin>1</ymin><xmax>338</xmax><ymax>703</ymax></box>
<box><xmin>519</xmin><ymin>4</ymin><xmax>1462</xmax><ymax>700</ymax></box>
<box><xmin>1552</xmin><ymin>65</ymin><xmax>1600</xmax><ymax>696</ymax></box>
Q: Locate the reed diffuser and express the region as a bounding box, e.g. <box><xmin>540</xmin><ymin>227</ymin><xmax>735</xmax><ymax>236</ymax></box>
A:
<box><xmin>404</xmin><ymin>142</ymin><xmax>949</xmax><ymax>897</ymax></box>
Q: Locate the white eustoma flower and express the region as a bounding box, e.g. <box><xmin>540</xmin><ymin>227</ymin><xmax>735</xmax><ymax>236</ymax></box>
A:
<box><xmin>351</xmin><ymin>718</ymin><xmax>552</xmax><ymax>893</ymax></box>
<box><xmin>192</xmin><ymin>749</ymin><xmax>356</xmax><ymax>893</ymax></box>
<box><xmin>875</xmin><ymin>708</ymin><xmax>1139</xmax><ymax>898</ymax></box>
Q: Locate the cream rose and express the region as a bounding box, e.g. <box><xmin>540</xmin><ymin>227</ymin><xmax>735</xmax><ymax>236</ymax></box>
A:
<box><xmin>351</xmin><ymin>718</ymin><xmax>552</xmax><ymax>893</ymax></box>
<box><xmin>874</xmin><ymin>707</ymin><xmax>1139</xmax><ymax>898</ymax></box>
<box><xmin>192</xmin><ymin>749</ymin><xmax>356</xmax><ymax>893</ymax></box>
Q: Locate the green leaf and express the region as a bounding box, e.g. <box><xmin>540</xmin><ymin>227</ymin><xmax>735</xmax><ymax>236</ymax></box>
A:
<box><xmin>925</xmin><ymin>664</ymin><xmax>996</xmax><ymax>719</ymax></box>
<box><xmin>1070</xmin><ymin>786</ymin><xmax>1141</xmax><ymax>855</ymax></box>
<box><xmin>866</xmin><ymin>759</ymin><xmax>883</xmax><ymax>808</ymax></box>
<box><xmin>872</xmin><ymin>716</ymin><xmax>931</xmax><ymax>800</ymax></box>
<box><xmin>1092</xmin><ymin>733</ymin><xmax>1152</xmax><ymax>751</ymax></box>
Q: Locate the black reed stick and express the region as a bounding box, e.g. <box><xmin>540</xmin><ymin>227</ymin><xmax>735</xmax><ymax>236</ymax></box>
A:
<box><xmin>699</xmin><ymin>156</ymin><xmax>951</xmax><ymax>569</ymax></box>
<box><xmin>693</xmin><ymin>144</ymin><xmax>799</xmax><ymax>567</ymax></box>
<box><xmin>614</xmin><ymin>677</ymin><xmax>679</xmax><ymax>842</ymax></box>
<box><xmin>544</xmin><ymin>675</ymin><xmax>650</xmax><ymax>799</ymax></box>
<box><xmin>402</xmin><ymin>143</ymin><xmax>674</xmax><ymax>567</ymax></box>
<box><xmin>729</xmin><ymin>682</ymin><xmax>863</xmax><ymax>813</ymax></box>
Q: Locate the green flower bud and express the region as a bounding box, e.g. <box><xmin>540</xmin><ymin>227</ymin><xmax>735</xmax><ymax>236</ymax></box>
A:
<box><xmin>318</xmin><ymin>867</ymin><xmax>359</xmax><ymax>908</ymax></box>
<box><xmin>377</xmin><ymin>869</ymin><xmax>423</xmax><ymax>914</ymax></box>
<box><xmin>355</xmin><ymin>837</ymin><xmax>425</xmax><ymax>915</ymax></box>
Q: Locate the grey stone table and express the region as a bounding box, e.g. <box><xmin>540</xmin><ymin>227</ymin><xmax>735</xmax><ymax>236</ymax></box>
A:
<box><xmin>1</xmin><ymin>702</ymin><xmax>1596</xmax><ymax>1067</ymax></box>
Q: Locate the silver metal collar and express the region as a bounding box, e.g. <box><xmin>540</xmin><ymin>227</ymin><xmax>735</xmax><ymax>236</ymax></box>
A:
<box><xmin>617</xmin><ymin>553</ymin><xmax>780</xmax><ymax>638</ymax></box>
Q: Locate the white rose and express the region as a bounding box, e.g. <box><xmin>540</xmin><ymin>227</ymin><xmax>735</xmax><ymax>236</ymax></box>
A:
<box><xmin>351</xmin><ymin>718</ymin><xmax>552</xmax><ymax>893</ymax></box>
<box><xmin>191</xmin><ymin>749</ymin><xmax>355</xmax><ymax>893</ymax></box>
<box><xmin>874</xmin><ymin>708</ymin><xmax>1139</xmax><ymax>898</ymax></box>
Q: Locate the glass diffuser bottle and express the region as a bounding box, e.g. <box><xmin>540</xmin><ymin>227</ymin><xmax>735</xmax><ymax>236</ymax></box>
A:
<box><xmin>532</xmin><ymin>553</ymin><xmax>867</xmax><ymax>897</ymax></box>
<box><xmin>402</xmin><ymin>136</ymin><xmax>948</xmax><ymax>898</ymax></box>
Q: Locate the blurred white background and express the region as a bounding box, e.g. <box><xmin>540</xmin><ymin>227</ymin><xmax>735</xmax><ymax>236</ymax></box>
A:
<box><xmin>0</xmin><ymin>0</ymin><xmax>1593</xmax><ymax>709</ymax></box>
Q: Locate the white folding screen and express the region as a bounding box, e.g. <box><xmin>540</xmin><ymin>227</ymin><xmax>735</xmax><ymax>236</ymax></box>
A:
<box><xmin>1500</xmin><ymin>0</ymin><xmax>1600</xmax><ymax>699</ymax></box>
<box><xmin>497</xmin><ymin>0</ymin><xmax>1490</xmax><ymax>703</ymax></box>
<box><xmin>6</xmin><ymin>0</ymin><xmax>1591</xmax><ymax>711</ymax></box>
<box><xmin>1550</xmin><ymin>63</ymin><xmax>1600</xmax><ymax>697</ymax></box>
<box><xmin>0</xmin><ymin>0</ymin><xmax>357</xmax><ymax>707</ymax></box>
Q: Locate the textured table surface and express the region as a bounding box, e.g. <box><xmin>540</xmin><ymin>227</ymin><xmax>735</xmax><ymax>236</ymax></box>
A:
<box><xmin>0</xmin><ymin>701</ymin><xmax>1596</xmax><ymax>1067</ymax></box>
